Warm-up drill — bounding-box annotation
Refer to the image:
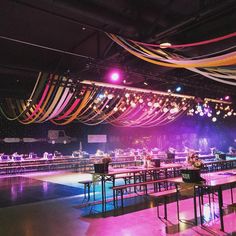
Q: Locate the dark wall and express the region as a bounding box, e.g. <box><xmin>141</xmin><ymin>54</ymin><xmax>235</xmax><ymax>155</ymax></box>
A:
<box><xmin>0</xmin><ymin>115</ymin><xmax>235</xmax><ymax>155</ymax></box>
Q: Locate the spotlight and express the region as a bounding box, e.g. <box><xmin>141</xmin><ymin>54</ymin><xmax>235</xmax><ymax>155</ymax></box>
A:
<box><xmin>111</xmin><ymin>72</ymin><xmax>119</xmax><ymax>81</ymax></box>
<box><xmin>108</xmin><ymin>69</ymin><xmax>122</xmax><ymax>83</ymax></box>
<box><xmin>143</xmin><ymin>81</ymin><xmax>148</xmax><ymax>86</ymax></box>
<box><xmin>224</xmin><ymin>96</ymin><xmax>230</xmax><ymax>100</ymax></box>
<box><xmin>175</xmin><ymin>86</ymin><xmax>182</xmax><ymax>92</ymax></box>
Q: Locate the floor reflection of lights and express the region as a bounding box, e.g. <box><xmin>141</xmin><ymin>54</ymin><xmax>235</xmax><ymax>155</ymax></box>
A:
<box><xmin>202</xmin><ymin>202</ymin><xmax>219</xmax><ymax>225</ymax></box>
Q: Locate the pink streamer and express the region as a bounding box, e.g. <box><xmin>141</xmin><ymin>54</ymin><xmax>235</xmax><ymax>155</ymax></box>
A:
<box><xmin>130</xmin><ymin>31</ymin><xmax>236</xmax><ymax>48</ymax></box>
<box><xmin>23</xmin><ymin>83</ymin><xmax>50</xmax><ymax>121</ymax></box>
<box><xmin>55</xmin><ymin>98</ymin><xmax>81</xmax><ymax>121</ymax></box>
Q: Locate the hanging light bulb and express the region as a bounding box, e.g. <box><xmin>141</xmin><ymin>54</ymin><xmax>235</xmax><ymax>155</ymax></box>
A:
<box><xmin>139</xmin><ymin>98</ymin><xmax>144</xmax><ymax>103</ymax></box>
<box><xmin>163</xmin><ymin>107</ymin><xmax>169</xmax><ymax>113</ymax></box>
<box><xmin>212</xmin><ymin>117</ymin><xmax>217</xmax><ymax>122</ymax></box>
<box><xmin>130</xmin><ymin>101</ymin><xmax>136</xmax><ymax>108</ymax></box>
<box><xmin>160</xmin><ymin>42</ymin><xmax>172</xmax><ymax>48</ymax></box>
<box><xmin>125</xmin><ymin>93</ymin><xmax>130</xmax><ymax>98</ymax></box>
<box><xmin>107</xmin><ymin>94</ymin><xmax>113</xmax><ymax>99</ymax></box>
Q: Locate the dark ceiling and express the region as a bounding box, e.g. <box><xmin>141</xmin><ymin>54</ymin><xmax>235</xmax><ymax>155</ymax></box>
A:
<box><xmin>1</xmin><ymin>0</ymin><xmax>236</xmax><ymax>100</ymax></box>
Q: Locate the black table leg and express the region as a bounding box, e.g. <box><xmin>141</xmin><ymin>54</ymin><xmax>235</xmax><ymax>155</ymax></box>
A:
<box><xmin>101</xmin><ymin>176</ymin><xmax>106</xmax><ymax>213</ymax></box>
<box><xmin>112</xmin><ymin>177</ymin><xmax>116</xmax><ymax>207</ymax></box>
<box><xmin>193</xmin><ymin>187</ymin><xmax>198</xmax><ymax>225</ymax></box>
<box><xmin>218</xmin><ymin>186</ymin><xmax>224</xmax><ymax>231</ymax></box>
<box><xmin>198</xmin><ymin>187</ymin><xmax>203</xmax><ymax>225</ymax></box>
<box><xmin>230</xmin><ymin>184</ymin><xmax>233</xmax><ymax>204</ymax></box>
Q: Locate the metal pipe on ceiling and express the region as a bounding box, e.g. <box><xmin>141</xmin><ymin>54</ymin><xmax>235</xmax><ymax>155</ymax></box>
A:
<box><xmin>0</xmin><ymin>35</ymin><xmax>94</xmax><ymax>60</ymax></box>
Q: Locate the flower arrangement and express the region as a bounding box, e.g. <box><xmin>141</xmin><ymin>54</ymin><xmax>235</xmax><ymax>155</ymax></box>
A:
<box><xmin>145</xmin><ymin>154</ymin><xmax>153</xmax><ymax>161</ymax></box>
<box><xmin>94</xmin><ymin>155</ymin><xmax>112</xmax><ymax>173</ymax></box>
<box><xmin>95</xmin><ymin>149</ymin><xmax>105</xmax><ymax>156</ymax></box>
<box><xmin>142</xmin><ymin>154</ymin><xmax>153</xmax><ymax>168</ymax></box>
<box><xmin>193</xmin><ymin>159</ymin><xmax>204</xmax><ymax>169</ymax></box>
<box><xmin>101</xmin><ymin>155</ymin><xmax>112</xmax><ymax>164</ymax></box>
<box><xmin>187</xmin><ymin>152</ymin><xmax>204</xmax><ymax>169</ymax></box>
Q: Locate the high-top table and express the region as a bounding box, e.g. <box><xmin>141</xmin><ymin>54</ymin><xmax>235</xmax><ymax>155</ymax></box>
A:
<box><xmin>168</xmin><ymin>170</ymin><xmax>236</xmax><ymax>231</ymax></box>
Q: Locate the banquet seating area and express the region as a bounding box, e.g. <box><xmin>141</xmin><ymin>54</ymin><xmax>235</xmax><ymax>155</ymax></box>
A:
<box><xmin>0</xmin><ymin>153</ymin><xmax>236</xmax><ymax>236</ymax></box>
<box><xmin>0</xmin><ymin>148</ymin><xmax>233</xmax><ymax>175</ymax></box>
<box><xmin>1</xmin><ymin>1</ymin><xmax>236</xmax><ymax>235</ymax></box>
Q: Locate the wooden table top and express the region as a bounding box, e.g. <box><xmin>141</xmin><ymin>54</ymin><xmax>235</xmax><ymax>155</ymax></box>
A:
<box><xmin>92</xmin><ymin>163</ymin><xmax>183</xmax><ymax>176</ymax></box>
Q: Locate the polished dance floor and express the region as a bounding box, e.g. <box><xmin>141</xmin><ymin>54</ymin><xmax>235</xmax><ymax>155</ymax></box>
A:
<box><xmin>0</xmin><ymin>171</ymin><xmax>235</xmax><ymax>236</ymax></box>
<box><xmin>0</xmin><ymin>176</ymin><xmax>84</xmax><ymax>207</ymax></box>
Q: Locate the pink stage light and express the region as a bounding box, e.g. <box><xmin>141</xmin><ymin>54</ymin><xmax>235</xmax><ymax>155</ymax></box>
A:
<box><xmin>108</xmin><ymin>69</ymin><xmax>122</xmax><ymax>83</ymax></box>
<box><xmin>112</xmin><ymin>73</ymin><xmax>119</xmax><ymax>80</ymax></box>
<box><xmin>110</xmin><ymin>72</ymin><xmax>119</xmax><ymax>81</ymax></box>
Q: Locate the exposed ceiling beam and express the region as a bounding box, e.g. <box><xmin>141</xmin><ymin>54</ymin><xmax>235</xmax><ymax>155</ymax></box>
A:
<box><xmin>11</xmin><ymin>0</ymin><xmax>146</xmax><ymax>36</ymax></box>
<box><xmin>149</xmin><ymin>0</ymin><xmax>236</xmax><ymax>42</ymax></box>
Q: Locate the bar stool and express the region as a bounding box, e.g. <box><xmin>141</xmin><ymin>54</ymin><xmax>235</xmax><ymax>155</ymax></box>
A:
<box><xmin>78</xmin><ymin>180</ymin><xmax>95</xmax><ymax>202</ymax></box>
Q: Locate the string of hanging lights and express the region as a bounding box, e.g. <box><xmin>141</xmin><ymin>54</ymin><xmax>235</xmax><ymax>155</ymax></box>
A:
<box><xmin>0</xmin><ymin>72</ymin><xmax>234</xmax><ymax>127</ymax></box>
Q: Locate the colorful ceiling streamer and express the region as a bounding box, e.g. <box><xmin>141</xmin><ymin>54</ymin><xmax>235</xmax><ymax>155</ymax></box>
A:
<box><xmin>0</xmin><ymin>73</ymin><xmax>234</xmax><ymax>127</ymax></box>
<box><xmin>107</xmin><ymin>33</ymin><xmax>236</xmax><ymax>86</ymax></box>
<box><xmin>130</xmin><ymin>31</ymin><xmax>236</xmax><ymax>48</ymax></box>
